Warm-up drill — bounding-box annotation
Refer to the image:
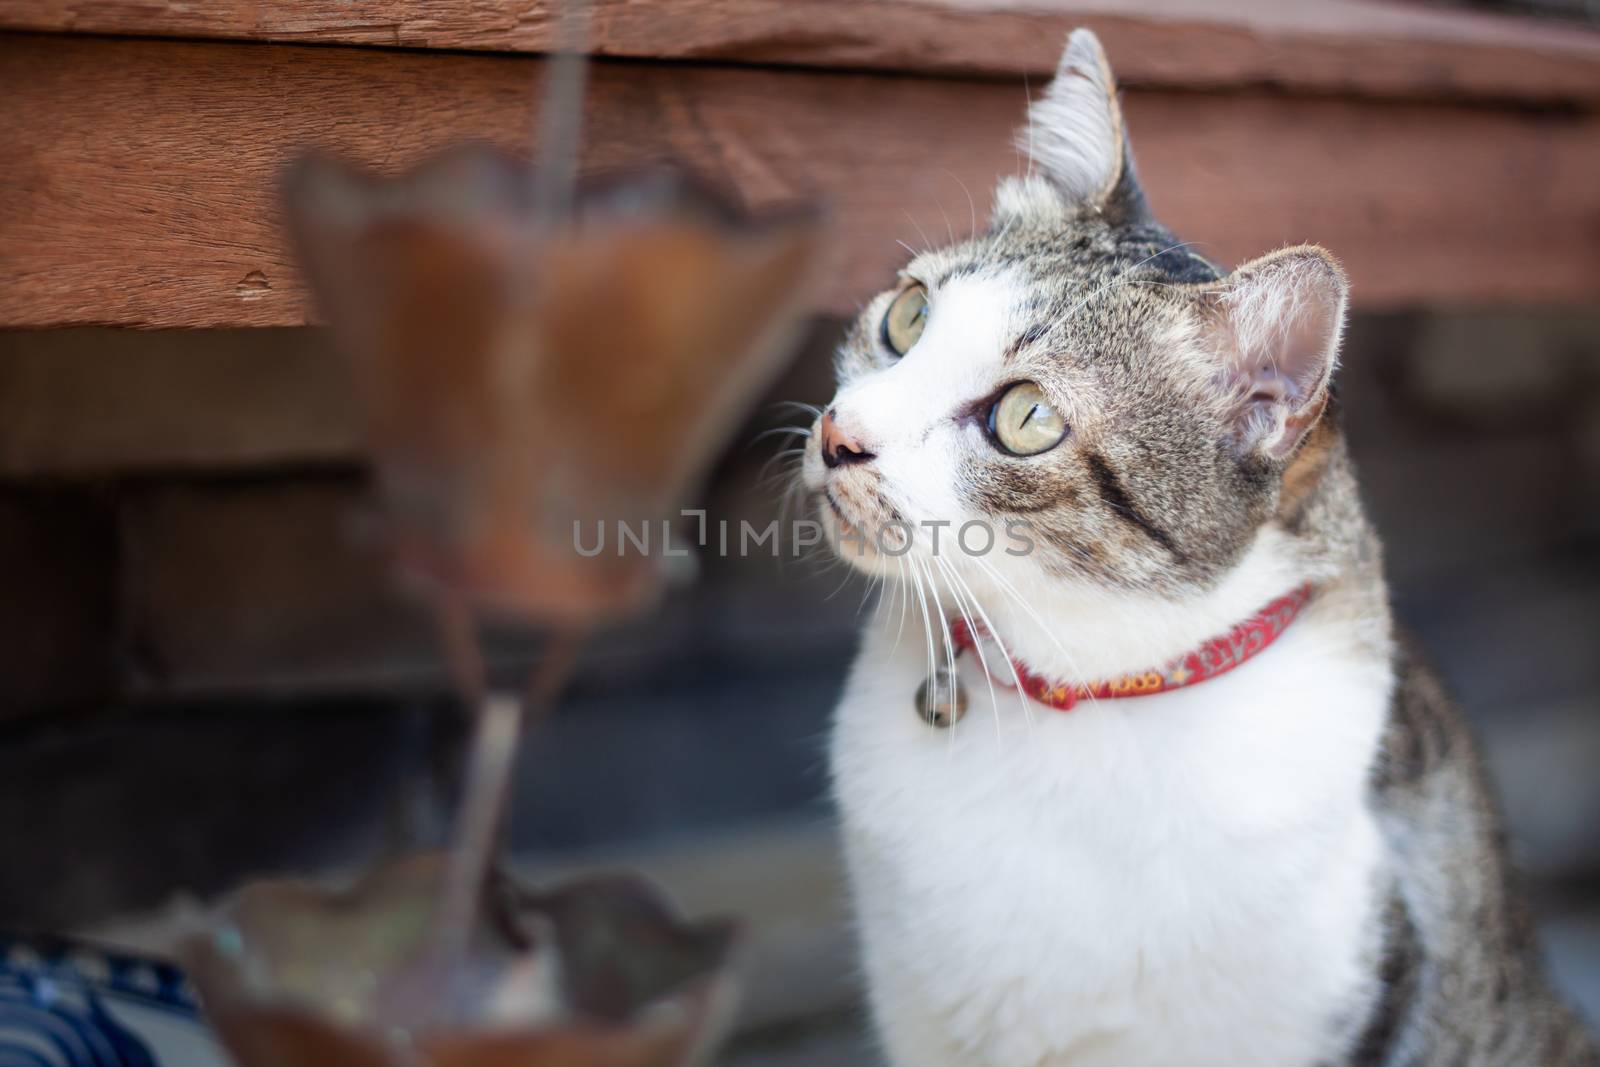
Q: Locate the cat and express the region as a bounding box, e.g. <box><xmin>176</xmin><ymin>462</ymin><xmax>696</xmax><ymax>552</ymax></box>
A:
<box><xmin>802</xmin><ymin>27</ymin><xmax>1598</xmax><ymax>1067</ymax></box>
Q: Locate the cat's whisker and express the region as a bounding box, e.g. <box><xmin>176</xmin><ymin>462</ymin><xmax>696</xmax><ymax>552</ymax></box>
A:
<box><xmin>773</xmin><ymin>476</ymin><xmax>800</xmax><ymax>534</ymax></box>
<box><xmin>762</xmin><ymin>474</ymin><xmax>809</xmax><ymax>526</ymax></box>
<box><xmin>915</xmin><ymin>554</ymin><xmax>952</xmax><ymax>682</ymax></box>
<box><xmin>769</xmin><ymin>399</ymin><xmax>824</xmax><ymax>417</ymax></box>
<box><xmin>764</xmin><ymin>469</ymin><xmax>802</xmax><ymax>500</ymax></box>
<box><xmin>758</xmin><ymin>444</ymin><xmax>807</xmax><ymax>482</ymax></box>
<box><xmin>759</xmin><ymin>459</ymin><xmax>809</xmax><ymax>503</ymax></box>
<box><xmin>860</xmin><ymin>563</ymin><xmax>885</xmax><ymax>619</ymax></box>
<box><xmin>902</xmin><ymin>211</ymin><xmax>935</xmax><ymax>260</ymax></box>
<box><xmin>890</xmin><ymin>553</ymin><xmax>910</xmax><ymax>657</ymax></box>
<box><xmin>871</xmin><ymin>558</ymin><xmax>893</xmax><ymax>629</ymax></box>
<box><xmin>913</xmin><ymin>554</ymin><xmax>960</xmax><ymax>732</ymax></box>
<box><xmin>940</xmin><ymin>555</ymin><xmax>1035</xmax><ymax>730</ymax></box>
<box><xmin>810</xmin><ymin>551</ymin><xmax>852</xmax><ymax>583</ymax></box>
<box><xmin>934</xmin><ymin>196</ymin><xmax>956</xmax><ymax>245</ymax></box>
<box><xmin>969</xmin><ymin>555</ymin><xmax>1100</xmax><ymax>709</ymax></box>
<box><xmin>934</xmin><ymin>553</ymin><xmax>1004</xmax><ymax>740</ymax></box>
<box><xmin>767</xmin><ymin>484</ymin><xmax>807</xmax><ymax>544</ymax></box>
<box><xmin>910</xmin><ymin>555</ymin><xmax>960</xmax><ymax>756</ymax></box>
<box><xmin>823</xmin><ymin>555</ymin><xmax>864</xmax><ymax>603</ymax></box>
<box><xmin>939</xmin><ymin>168</ymin><xmax>978</xmax><ymax>240</ymax></box>
<box><xmin>905</xmin><ymin>546</ymin><xmax>938</xmax><ymax>707</ymax></box>
<box><xmin>769</xmin><ymin>457</ymin><xmax>813</xmax><ymax>524</ymax></box>
<box><xmin>1061</xmin><ymin>241</ymin><xmax>1203</xmax><ymax>326</ymax></box>
<box><xmin>750</xmin><ymin>424</ymin><xmax>812</xmax><ymax>446</ymax></box>
<box><xmin>1019</xmin><ymin>71</ymin><xmax>1035</xmax><ymax>184</ymax></box>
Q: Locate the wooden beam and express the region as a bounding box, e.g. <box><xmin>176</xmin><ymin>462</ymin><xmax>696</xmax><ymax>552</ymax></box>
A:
<box><xmin>4</xmin><ymin>0</ymin><xmax>1600</xmax><ymax>105</ymax></box>
<box><xmin>0</xmin><ymin>329</ymin><xmax>358</xmax><ymax>476</ymax></box>
<box><xmin>0</xmin><ymin>318</ymin><xmax>838</xmax><ymax>476</ymax></box>
<box><xmin>2</xmin><ymin>33</ymin><xmax>1599</xmax><ymax>331</ymax></box>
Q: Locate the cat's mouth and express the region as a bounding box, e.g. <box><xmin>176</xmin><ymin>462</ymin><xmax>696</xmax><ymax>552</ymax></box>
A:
<box><xmin>822</xmin><ymin>488</ymin><xmax>858</xmax><ymax>533</ymax></box>
<box><xmin>818</xmin><ymin>482</ymin><xmax>902</xmax><ymax>574</ymax></box>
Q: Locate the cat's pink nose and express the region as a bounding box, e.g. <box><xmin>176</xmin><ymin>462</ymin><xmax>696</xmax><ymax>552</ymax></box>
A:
<box><xmin>820</xmin><ymin>408</ymin><xmax>874</xmax><ymax>469</ymax></box>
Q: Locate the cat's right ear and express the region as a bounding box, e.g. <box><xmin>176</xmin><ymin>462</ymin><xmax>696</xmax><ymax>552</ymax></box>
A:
<box><xmin>1198</xmin><ymin>245</ymin><xmax>1349</xmax><ymax>463</ymax></box>
<box><xmin>993</xmin><ymin>29</ymin><xmax>1148</xmax><ymax>226</ymax></box>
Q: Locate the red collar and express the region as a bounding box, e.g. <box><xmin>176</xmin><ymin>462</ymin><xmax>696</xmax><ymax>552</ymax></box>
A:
<box><xmin>950</xmin><ymin>584</ymin><xmax>1314</xmax><ymax>711</ymax></box>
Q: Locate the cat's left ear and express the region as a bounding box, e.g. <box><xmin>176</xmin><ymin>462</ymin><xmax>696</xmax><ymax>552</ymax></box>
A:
<box><xmin>995</xmin><ymin>28</ymin><xmax>1148</xmax><ymax>224</ymax></box>
<box><xmin>1200</xmin><ymin>245</ymin><xmax>1348</xmax><ymax>462</ymax></box>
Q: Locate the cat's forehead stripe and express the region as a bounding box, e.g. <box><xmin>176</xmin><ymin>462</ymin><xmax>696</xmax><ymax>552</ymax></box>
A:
<box><xmin>1002</xmin><ymin>321</ymin><xmax>1051</xmax><ymax>363</ymax></box>
<box><xmin>934</xmin><ymin>263</ymin><xmax>983</xmax><ymax>289</ymax></box>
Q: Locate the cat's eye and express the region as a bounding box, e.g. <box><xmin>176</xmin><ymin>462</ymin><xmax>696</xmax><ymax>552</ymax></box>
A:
<box><xmin>881</xmin><ymin>283</ymin><xmax>928</xmax><ymax>356</ymax></box>
<box><xmin>988</xmin><ymin>381</ymin><xmax>1067</xmax><ymax>456</ymax></box>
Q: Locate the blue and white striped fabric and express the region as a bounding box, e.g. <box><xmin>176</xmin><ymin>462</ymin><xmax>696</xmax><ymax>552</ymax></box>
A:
<box><xmin>0</xmin><ymin>936</ymin><xmax>224</xmax><ymax>1067</ymax></box>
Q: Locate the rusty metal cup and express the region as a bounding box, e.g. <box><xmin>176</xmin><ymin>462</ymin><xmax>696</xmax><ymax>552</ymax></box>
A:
<box><xmin>285</xmin><ymin>149</ymin><xmax>821</xmax><ymax>624</ymax></box>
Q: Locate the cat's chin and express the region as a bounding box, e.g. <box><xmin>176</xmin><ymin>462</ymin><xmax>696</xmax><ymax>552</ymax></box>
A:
<box><xmin>817</xmin><ymin>494</ymin><xmax>900</xmax><ymax>579</ymax></box>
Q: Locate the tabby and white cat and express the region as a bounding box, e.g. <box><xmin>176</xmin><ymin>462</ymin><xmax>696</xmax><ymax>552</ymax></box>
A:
<box><xmin>802</xmin><ymin>28</ymin><xmax>1597</xmax><ymax>1067</ymax></box>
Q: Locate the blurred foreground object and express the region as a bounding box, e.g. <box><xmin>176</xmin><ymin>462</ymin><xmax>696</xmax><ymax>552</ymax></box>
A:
<box><xmin>182</xmin><ymin>854</ymin><xmax>739</xmax><ymax>1067</ymax></box>
<box><xmin>235</xmin><ymin>144</ymin><xmax>821</xmax><ymax>1067</ymax></box>
<box><xmin>284</xmin><ymin>148</ymin><xmax>820</xmax><ymax>623</ymax></box>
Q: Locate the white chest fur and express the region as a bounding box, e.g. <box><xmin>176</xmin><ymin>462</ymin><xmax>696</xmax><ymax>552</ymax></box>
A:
<box><xmin>832</xmin><ymin>596</ymin><xmax>1393</xmax><ymax>1067</ymax></box>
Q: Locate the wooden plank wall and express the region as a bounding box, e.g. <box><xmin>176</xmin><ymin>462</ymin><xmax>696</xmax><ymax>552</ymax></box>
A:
<box><xmin>7</xmin><ymin>0</ymin><xmax>1600</xmax><ymax>101</ymax></box>
<box><xmin>3</xmin><ymin>29</ymin><xmax>1600</xmax><ymax>330</ymax></box>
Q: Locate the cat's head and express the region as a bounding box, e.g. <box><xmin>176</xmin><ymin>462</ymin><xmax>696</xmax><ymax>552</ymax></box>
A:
<box><xmin>802</xmin><ymin>28</ymin><xmax>1349</xmax><ymax>602</ymax></box>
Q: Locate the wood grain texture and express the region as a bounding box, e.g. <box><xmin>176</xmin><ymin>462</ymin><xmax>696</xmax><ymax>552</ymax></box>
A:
<box><xmin>4</xmin><ymin>0</ymin><xmax>1600</xmax><ymax>104</ymax></box>
<box><xmin>2</xmin><ymin>32</ymin><xmax>1599</xmax><ymax>330</ymax></box>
